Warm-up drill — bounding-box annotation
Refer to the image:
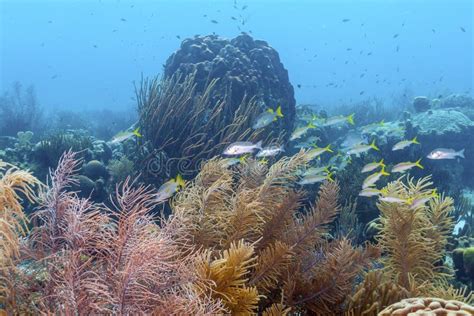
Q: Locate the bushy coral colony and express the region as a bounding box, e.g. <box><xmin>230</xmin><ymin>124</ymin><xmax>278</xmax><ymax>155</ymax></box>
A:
<box><xmin>1</xmin><ymin>151</ymin><xmax>473</xmax><ymax>314</ymax></box>
<box><xmin>1</xmin><ymin>34</ymin><xmax>474</xmax><ymax>315</ymax></box>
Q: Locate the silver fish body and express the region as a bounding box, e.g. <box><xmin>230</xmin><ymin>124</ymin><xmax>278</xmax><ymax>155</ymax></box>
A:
<box><xmin>256</xmin><ymin>145</ymin><xmax>284</xmax><ymax>157</ymax></box>
<box><xmin>427</xmin><ymin>148</ymin><xmax>465</xmax><ymax>160</ymax></box>
<box><xmin>223</xmin><ymin>141</ymin><xmax>262</xmax><ymax>156</ymax></box>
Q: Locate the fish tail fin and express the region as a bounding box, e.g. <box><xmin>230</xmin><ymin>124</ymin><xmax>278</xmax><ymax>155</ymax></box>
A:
<box><xmin>176</xmin><ymin>174</ymin><xmax>186</xmax><ymax>188</ymax></box>
<box><xmin>412</xmin><ymin>136</ymin><xmax>420</xmax><ymax>144</ymax></box>
<box><xmin>370</xmin><ymin>140</ymin><xmax>379</xmax><ymax>151</ymax></box>
<box><xmin>381</xmin><ymin>167</ymin><xmax>390</xmax><ymax>176</ymax></box>
<box><xmin>458</xmin><ymin>148</ymin><xmax>465</xmax><ymax>158</ymax></box>
<box><xmin>324</xmin><ymin>166</ymin><xmax>331</xmax><ymax>173</ymax></box>
<box><xmin>255</xmin><ymin>140</ymin><xmax>263</xmax><ymax>149</ymax></box>
<box><xmin>326</xmin><ymin>172</ymin><xmax>335</xmax><ymax>182</ymax></box>
<box><xmin>406</xmin><ymin>197</ymin><xmax>414</xmax><ymax>205</ymax></box>
<box><xmin>379</xmin><ymin>119</ymin><xmax>385</xmax><ymax>126</ymax></box>
<box><xmin>415</xmin><ymin>159</ymin><xmax>424</xmax><ymax>169</ymax></box>
<box><xmin>312</xmin><ymin>114</ymin><xmax>318</xmax><ymax>121</ymax></box>
<box><xmin>325</xmin><ymin>144</ymin><xmax>334</xmax><ymax>153</ymax></box>
<box><xmin>308</xmin><ymin>121</ymin><xmax>316</xmax><ymax>129</ymax></box>
<box><xmin>133</xmin><ymin>127</ymin><xmax>142</xmax><ymax>137</ymax></box>
<box><xmin>347</xmin><ymin>113</ymin><xmax>355</xmax><ymax>125</ymax></box>
<box><xmin>379</xmin><ymin>158</ymin><xmax>385</xmax><ymax>167</ymax></box>
<box><xmin>276</xmin><ymin>105</ymin><xmax>284</xmax><ymax>118</ymax></box>
<box><xmin>239</xmin><ymin>154</ymin><xmax>249</xmax><ymax>164</ymax></box>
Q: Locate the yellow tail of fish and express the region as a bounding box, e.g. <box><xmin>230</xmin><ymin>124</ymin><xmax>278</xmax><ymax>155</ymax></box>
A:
<box><xmin>175</xmin><ymin>174</ymin><xmax>186</xmax><ymax>188</ymax></box>
<box><xmin>276</xmin><ymin>105</ymin><xmax>284</xmax><ymax>118</ymax></box>
<box><xmin>412</xmin><ymin>136</ymin><xmax>420</xmax><ymax>144</ymax></box>
<box><xmin>326</xmin><ymin>172</ymin><xmax>335</xmax><ymax>182</ymax></box>
<box><xmin>347</xmin><ymin>113</ymin><xmax>355</xmax><ymax>125</ymax></box>
<box><xmin>308</xmin><ymin>121</ymin><xmax>316</xmax><ymax>129</ymax></box>
<box><xmin>325</xmin><ymin>144</ymin><xmax>333</xmax><ymax>153</ymax></box>
<box><xmin>370</xmin><ymin>140</ymin><xmax>379</xmax><ymax>151</ymax></box>
<box><xmin>415</xmin><ymin>159</ymin><xmax>424</xmax><ymax>169</ymax></box>
<box><xmin>379</xmin><ymin>158</ymin><xmax>385</xmax><ymax>167</ymax></box>
<box><xmin>239</xmin><ymin>154</ymin><xmax>249</xmax><ymax>164</ymax></box>
<box><xmin>381</xmin><ymin>167</ymin><xmax>390</xmax><ymax>176</ymax></box>
<box><xmin>133</xmin><ymin>127</ymin><xmax>142</xmax><ymax>138</ymax></box>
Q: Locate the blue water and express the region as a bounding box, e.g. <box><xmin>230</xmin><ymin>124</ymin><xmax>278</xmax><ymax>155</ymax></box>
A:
<box><xmin>1</xmin><ymin>0</ymin><xmax>472</xmax><ymax>111</ymax></box>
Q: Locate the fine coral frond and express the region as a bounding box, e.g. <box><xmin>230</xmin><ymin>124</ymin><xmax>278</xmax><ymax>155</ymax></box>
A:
<box><xmin>195</xmin><ymin>240</ymin><xmax>259</xmax><ymax>314</ymax></box>
<box><xmin>376</xmin><ymin>175</ymin><xmax>454</xmax><ymax>292</ymax></box>
<box><xmin>250</xmin><ymin>241</ymin><xmax>293</xmax><ymax>294</ymax></box>
<box><xmin>286</xmin><ymin>180</ymin><xmax>340</xmax><ymax>255</ymax></box>
<box><xmin>262</xmin><ymin>303</ymin><xmax>291</xmax><ymax>316</ymax></box>
<box><xmin>0</xmin><ymin>161</ymin><xmax>40</xmax><ymax>311</ymax></box>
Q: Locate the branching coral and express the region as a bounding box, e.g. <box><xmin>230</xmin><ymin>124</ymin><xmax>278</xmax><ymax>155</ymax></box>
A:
<box><xmin>348</xmin><ymin>176</ymin><xmax>472</xmax><ymax>315</ymax></box>
<box><xmin>137</xmin><ymin>71</ymin><xmax>282</xmax><ymax>182</ymax></box>
<box><xmin>0</xmin><ymin>160</ymin><xmax>40</xmax><ymax>313</ymax></box>
<box><xmin>3</xmin><ymin>152</ymin><xmax>225</xmax><ymax>314</ymax></box>
<box><xmin>172</xmin><ymin>151</ymin><xmax>380</xmax><ymax>313</ymax></box>
<box><xmin>377</xmin><ymin>176</ymin><xmax>454</xmax><ymax>291</ymax></box>
<box><xmin>2</xmin><ymin>150</ymin><xmax>472</xmax><ymax>314</ymax></box>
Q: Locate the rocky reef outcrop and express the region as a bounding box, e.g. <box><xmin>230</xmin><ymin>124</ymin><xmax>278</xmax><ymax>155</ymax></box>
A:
<box><xmin>163</xmin><ymin>33</ymin><xmax>296</xmax><ymax>134</ymax></box>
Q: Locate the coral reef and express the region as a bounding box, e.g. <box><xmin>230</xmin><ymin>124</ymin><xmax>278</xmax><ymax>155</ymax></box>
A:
<box><xmin>440</xmin><ymin>94</ymin><xmax>474</xmax><ymax>109</ymax></box>
<box><xmin>172</xmin><ymin>152</ymin><xmax>380</xmax><ymax>313</ymax></box>
<box><xmin>0</xmin><ymin>160</ymin><xmax>40</xmax><ymax>312</ymax></box>
<box><xmin>413</xmin><ymin>96</ymin><xmax>431</xmax><ymax>113</ymax></box>
<box><xmin>1</xmin><ymin>152</ymin><xmax>225</xmax><ymax>314</ymax></box>
<box><xmin>137</xmin><ymin>71</ymin><xmax>277</xmax><ymax>182</ymax></box>
<box><xmin>1</xmin><ymin>151</ymin><xmax>474</xmax><ymax>314</ymax></box>
<box><xmin>164</xmin><ymin>34</ymin><xmax>296</xmax><ymax>134</ymax></box>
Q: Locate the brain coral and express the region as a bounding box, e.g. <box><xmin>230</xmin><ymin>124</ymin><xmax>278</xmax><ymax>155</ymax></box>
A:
<box><xmin>412</xmin><ymin>109</ymin><xmax>474</xmax><ymax>135</ymax></box>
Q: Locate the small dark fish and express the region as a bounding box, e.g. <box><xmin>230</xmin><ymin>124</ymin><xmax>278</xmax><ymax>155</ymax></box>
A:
<box><xmin>231</xmin><ymin>16</ymin><xmax>237</xmax><ymax>20</ymax></box>
<box><xmin>112</xmin><ymin>29</ymin><xmax>117</xmax><ymax>32</ymax></box>
<box><xmin>297</xmin><ymin>84</ymin><xmax>301</xmax><ymax>88</ymax></box>
<box><xmin>342</xmin><ymin>18</ymin><xmax>350</xmax><ymax>22</ymax></box>
<box><xmin>344</xmin><ymin>60</ymin><xmax>348</xmax><ymax>64</ymax></box>
<box><xmin>176</xmin><ymin>35</ymin><xmax>181</xmax><ymax>39</ymax></box>
<box><xmin>93</xmin><ymin>44</ymin><xmax>98</xmax><ymax>48</ymax></box>
<box><xmin>393</xmin><ymin>33</ymin><xmax>399</xmax><ymax>38</ymax></box>
<box><xmin>203</xmin><ymin>14</ymin><xmax>207</xmax><ymax>17</ymax></box>
<box><xmin>438</xmin><ymin>94</ymin><xmax>443</xmax><ymax>98</ymax></box>
<box><xmin>359</xmin><ymin>91</ymin><xmax>365</xmax><ymax>95</ymax></box>
<box><xmin>120</xmin><ymin>18</ymin><xmax>127</xmax><ymax>22</ymax></box>
<box><xmin>460</xmin><ymin>27</ymin><xmax>466</xmax><ymax>32</ymax></box>
<box><xmin>211</xmin><ymin>19</ymin><xmax>218</xmax><ymax>24</ymax></box>
<box><xmin>367</xmin><ymin>52</ymin><xmax>372</xmax><ymax>56</ymax></box>
<box><xmin>51</xmin><ymin>74</ymin><xmax>58</xmax><ymax>79</ymax></box>
<box><xmin>242</xmin><ymin>5</ymin><xmax>248</xmax><ymax>10</ymax></box>
<box><xmin>360</xmin><ymin>73</ymin><xmax>365</xmax><ymax>78</ymax></box>
<box><xmin>346</xmin><ymin>48</ymin><xmax>352</xmax><ymax>51</ymax></box>
<box><xmin>48</xmin><ymin>20</ymin><xmax>52</xmax><ymax>23</ymax></box>
<box><xmin>432</xmin><ymin>29</ymin><xmax>436</xmax><ymax>33</ymax></box>
<box><xmin>396</xmin><ymin>45</ymin><xmax>399</xmax><ymax>52</ymax></box>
